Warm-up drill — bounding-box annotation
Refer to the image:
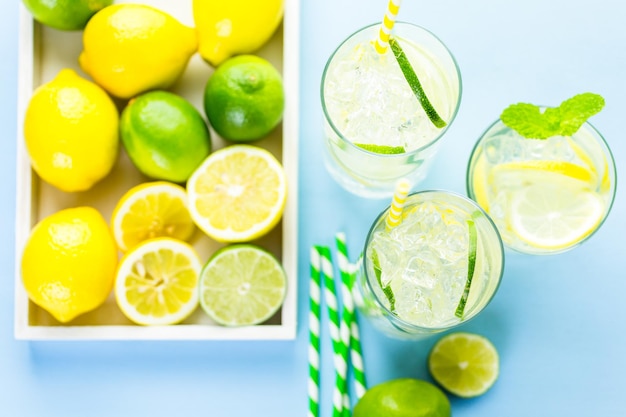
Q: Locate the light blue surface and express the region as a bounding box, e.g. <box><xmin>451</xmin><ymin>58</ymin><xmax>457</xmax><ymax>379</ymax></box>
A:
<box><xmin>2</xmin><ymin>1</ymin><xmax>625</xmax><ymax>416</ymax></box>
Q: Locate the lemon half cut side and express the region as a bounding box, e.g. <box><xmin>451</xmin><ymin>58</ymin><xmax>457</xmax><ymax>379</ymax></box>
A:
<box><xmin>115</xmin><ymin>237</ymin><xmax>201</xmax><ymax>326</ymax></box>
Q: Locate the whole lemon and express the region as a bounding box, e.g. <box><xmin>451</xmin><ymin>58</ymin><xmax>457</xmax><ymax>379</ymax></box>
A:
<box><xmin>120</xmin><ymin>90</ymin><xmax>212</xmax><ymax>183</ymax></box>
<box><xmin>21</xmin><ymin>207</ymin><xmax>119</xmax><ymax>323</ymax></box>
<box><xmin>22</xmin><ymin>0</ymin><xmax>112</xmax><ymax>31</ymax></box>
<box><xmin>203</xmin><ymin>55</ymin><xmax>284</xmax><ymax>142</ymax></box>
<box><xmin>353</xmin><ymin>378</ymin><xmax>451</xmax><ymax>417</ymax></box>
<box><xmin>23</xmin><ymin>68</ymin><xmax>119</xmax><ymax>192</ymax></box>
<box><xmin>193</xmin><ymin>0</ymin><xmax>284</xmax><ymax>67</ymax></box>
<box><xmin>79</xmin><ymin>4</ymin><xmax>198</xmax><ymax>99</ymax></box>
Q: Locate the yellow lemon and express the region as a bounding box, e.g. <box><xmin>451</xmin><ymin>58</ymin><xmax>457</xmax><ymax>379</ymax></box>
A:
<box><xmin>115</xmin><ymin>237</ymin><xmax>201</xmax><ymax>326</ymax></box>
<box><xmin>79</xmin><ymin>4</ymin><xmax>198</xmax><ymax>99</ymax></box>
<box><xmin>186</xmin><ymin>145</ymin><xmax>287</xmax><ymax>242</ymax></box>
<box><xmin>193</xmin><ymin>0</ymin><xmax>284</xmax><ymax>67</ymax></box>
<box><xmin>111</xmin><ymin>181</ymin><xmax>196</xmax><ymax>252</ymax></box>
<box><xmin>23</xmin><ymin>68</ymin><xmax>119</xmax><ymax>192</ymax></box>
<box><xmin>21</xmin><ymin>207</ymin><xmax>118</xmax><ymax>323</ymax></box>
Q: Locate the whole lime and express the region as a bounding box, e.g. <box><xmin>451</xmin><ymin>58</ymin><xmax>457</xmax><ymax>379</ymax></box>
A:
<box><xmin>203</xmin><ymin>55</ymin><xmax>284</xmax><ymax>142</ymax></box>
<box><xmin>120</xmin><ymin>90</ymin><xmax>212</xmax><ymax>183</ymax></box>
<box><xmin>353</xmin><ymin>378</ymin><xmax>451</xmax><ymax>417</ymax></box>
<box><xmin>22</xmin><ymin>0</ymin><xmax>112</xmax><ymax>31</ymax></box>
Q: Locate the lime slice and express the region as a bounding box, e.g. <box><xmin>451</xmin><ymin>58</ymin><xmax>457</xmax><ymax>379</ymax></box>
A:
<box><xmin>389</xmin><ymin>37</ymin><xmax>447</xmax><ymax>129</ymax></box>
<box><xmin>111</xmin><ymin>181</ymin><xmax>196</xmax><ymax>252</ymax></box>
<box><xmin>199</xmin><ymin>244</ymin><xmax>287</xmax><ymax>326</ymax></box>
<box><xmin>509</xmin><ymin>182</ymin><xmax>604</xmax><ymax>250</ymax></box>
<box><xmin>354</xmin><ymin>143</ymin><xmax>406</xmax><ymax>154</ymax></box>
<box><xmin>114</xmin><ymin>237</ymin><xmax>201</xmax><ymax>325</ymax></box>
<box><xmin>428</xmin><ymin>332</ymin><xmax>499</xmax><ymax>398</ymax></box>
<box><xmin>455</xmin><ymin>219</ymin><xmax>477</xmax><ymax>318</ymax></box>
<box><xmin>187</xmin><ymin>145</ymin><xmax>287</xmax><ymax>243</ymax></box>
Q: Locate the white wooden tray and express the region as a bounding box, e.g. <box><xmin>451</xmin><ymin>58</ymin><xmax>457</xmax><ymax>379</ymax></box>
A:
<box><xmin>13</xmin><ymin>0</ymin><xmax>300</xmax><ymax>340</ymax></box>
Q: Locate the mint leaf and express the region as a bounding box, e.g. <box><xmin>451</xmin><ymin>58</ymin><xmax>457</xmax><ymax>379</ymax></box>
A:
<box><xmin>500</xmin><ymin>92</ymin><xmax>605</xmax><ymax>139</ymax></box>
<box><xmin>558</xmin><ymin>93</ymin><xmax>605</xmax><ymax>136</ymax></box>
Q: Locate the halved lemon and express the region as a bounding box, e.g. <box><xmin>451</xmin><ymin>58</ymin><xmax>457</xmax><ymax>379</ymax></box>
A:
<box><xmin>111</xmin><ymin>181</ymin><xmax>195</xmax><ymax>252</ymax></box>
<box><xmin>509</xmin><ymin>181</ymin><xmax>605</xmax><ymax>251</ymax></box>
<box><xmin>115</xmin><ymin>237</ymin><xmax>201</xmax><ymax>325</ymax></box>
<box><xmin>187</xmin><ymin>145</ymin><xmax>287</xmax><ymax>242</ymax></box>
<box><xmin>199</xmin><ymin>244</ymin><xmax>287</xmax><ymax>326</ymax></box>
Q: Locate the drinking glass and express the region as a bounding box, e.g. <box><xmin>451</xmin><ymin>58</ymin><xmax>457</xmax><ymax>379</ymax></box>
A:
<box><xmin>321</xmin><ymin>22</ymin><xmax>462</xmax><ymax>199</ymax></box>
<box><xmin>352</xmin><ymin>190</ymin><xmax>504</xmax><ymax>339</ymax></box>
<box><xmin>467</xmin><ymin>117</ymin><xmax>617</xmax><ymax>255</ymax></box>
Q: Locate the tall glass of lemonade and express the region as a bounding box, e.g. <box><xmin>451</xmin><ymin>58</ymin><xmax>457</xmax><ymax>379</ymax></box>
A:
<box><xmin>467</xmin><ymin>94</ymin><xmax>616</xmax><ymax>255</ymax></box>
<box><xmin>353</xmin><ymin>190</ymin><xmax>504</xmax><ymax>339</ymax></box>
<box><xmin>321</xmin><ymin>22</ymin><xmax>462</xmax><ymax>198</ymax></box>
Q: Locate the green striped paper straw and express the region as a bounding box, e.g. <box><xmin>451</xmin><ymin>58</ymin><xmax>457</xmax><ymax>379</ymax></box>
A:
<box><xmin>316</xmin><ymin>245</ymin><xmax>349</xmax><ymax>417</ymax></box>
<box><xmin>335</xmin><ymin>233</ymin><xmax>368</xmax><ymax>400</ymax></box>
<box><xmin>308</xmin><ymin>247</ymin><xmax>322</xmax><ymax>417</ymax></box>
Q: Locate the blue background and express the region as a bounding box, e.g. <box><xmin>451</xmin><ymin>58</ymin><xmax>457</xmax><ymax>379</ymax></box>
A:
<box><xmin>2</xmin><ymin>0</ymin><xmax>625</xmax><ymax>416</ymax></box>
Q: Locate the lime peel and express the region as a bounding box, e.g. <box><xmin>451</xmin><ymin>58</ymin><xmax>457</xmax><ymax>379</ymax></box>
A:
<box><xmin>389</xmin><ymin>37</ymin><xmax>447</xmax><ymax>129</ymax></box>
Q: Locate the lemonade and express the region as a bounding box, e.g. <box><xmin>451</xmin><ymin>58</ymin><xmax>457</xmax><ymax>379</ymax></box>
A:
<box><xmin>321</xmin><ymin>22</ymin><xmax>461</xmax><ymax>198</ymax></box>
<box><xmin>467</xmin><ymin>96</ymin><xmax>616</xmax><ymax>255</ymax></box>
<box><xmin>354</xmin><ymin>191</ymin><xmax>504</xmax><ymax>339</ymax></box>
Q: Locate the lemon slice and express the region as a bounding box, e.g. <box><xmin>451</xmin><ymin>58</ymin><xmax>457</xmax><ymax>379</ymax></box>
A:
<box><xmin>111</xmin><ymin>181</ymin><xmax>196</xmax><ymax>252</ymax></box>
<box><xmin>115</xmin><ymin>237</ymin><xmax>201</xmax><ymax>325</ymax></box>
<box><xmin>509</xmin><ymin>181</ymin><xmax>605</xmax><ymax>250</ymax></box>
<box><xmin>493</xmin><ymin>160</ymin><xmax>596</xmax><ymax>184</ymax></box>
<box><xmin>187</xmin><ymin>145</ymin><xmax>287</xmax><ymax>242</ymax></box>
<box><xmin>199</xmin><ymin>244</ymin><xmax>287</xmax><ymax>326</ymax></box>
<box><xmin>428</xmin><ymin>332</ymin><xmax>499</xmax><ymax>398</ymax></box>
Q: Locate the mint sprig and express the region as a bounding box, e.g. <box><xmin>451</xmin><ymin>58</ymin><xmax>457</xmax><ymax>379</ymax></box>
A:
<box><xmin>500</xmin><ymin>92</ymin><xmax>605</xmax><ymax>139</ymax></box>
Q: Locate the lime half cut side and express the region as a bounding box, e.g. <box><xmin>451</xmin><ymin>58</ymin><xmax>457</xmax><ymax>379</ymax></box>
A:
<box><xmin>199</xmin><ymin>244</ymin><xmax>287</xmax><ymax>326</ymax></box>
<box><xmin>509</xmin><ymin>181</ymin><xmax>605</xmax><ymax>251</ymax></box>
<box><xmin>428</xmin><ymin>332</ymin><xmax>499</xmax><ymax>398</ymax></box>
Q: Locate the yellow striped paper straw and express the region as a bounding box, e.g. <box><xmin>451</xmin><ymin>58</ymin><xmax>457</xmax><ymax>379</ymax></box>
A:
<box><xmin>375</xmin><ymin>0</ymin><xmax>403</xmax><ymax>54</ymax></box>
<box><xmin>385</xmin><ymin>178</ymin><xmax>411</xmax><ymax>230</ymax></box>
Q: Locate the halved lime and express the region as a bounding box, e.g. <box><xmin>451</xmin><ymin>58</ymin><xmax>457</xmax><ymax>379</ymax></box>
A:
<box><xmin>428</xmin><ymin>332</ymin><xmax>499</xmax><ymax>398</ymax></box>
<box><xmin>199</xmin><ymin>244</ymin><xmax>287</xmax><ymax>326</ymax></box>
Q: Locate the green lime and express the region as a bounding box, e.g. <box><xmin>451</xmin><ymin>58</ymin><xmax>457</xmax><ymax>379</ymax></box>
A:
<box><xmin>354</xmin><ymin>378</ymin><xmax>451</xmax><ymax>417</ymax></box>
<box><xmin>428</xmin><ymin>332</ymin><xmax>499</xmax><ymax>398</ymax></box>
<box><xmin>199</xmin><ymin>244</ymin><xmax>287</xmax><ymax>326</ymax></box>
<box><xmin>203</xmin><ymin>55</ymin><xmax>284</xmax><ymax>142</ymax></box>
<box><xmin>355</xmin><ymin>143</ymin><xmax>406</xmax><ymax>154</ymax></box>
<box><xmin>22</xmin><ymin>0</ymin><xmax>112</xmax><ymax>31</ymax></box>
<box><xmin>120</xmin><ymin>90</ymin><xmax>212</xmax><ymax>183</ymax></box>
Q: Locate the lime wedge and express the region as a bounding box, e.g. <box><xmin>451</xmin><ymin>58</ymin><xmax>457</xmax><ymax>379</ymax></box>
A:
<box><xmin>428</xmin><ymin>332</ymin><xmax>499</xmax><ymax>398</ymax></box>
<box><xmin>455</xmin><ymin>218</ymin><xmax>477</xmax><ymax>318</ymax></box>
<box><xmin>389</xmin><ymin>37</ymin><xmax>447</xmax><ymax>129</ymax></box>
<box><xmin>355</xmin><ymin>143</ymin><xmax>406</xmax><ymax>154</ymax></box>
<box><xmin>199</xmin><ymin>244</ymin><xmax>287</xmax><ymax>326</ymax></box>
